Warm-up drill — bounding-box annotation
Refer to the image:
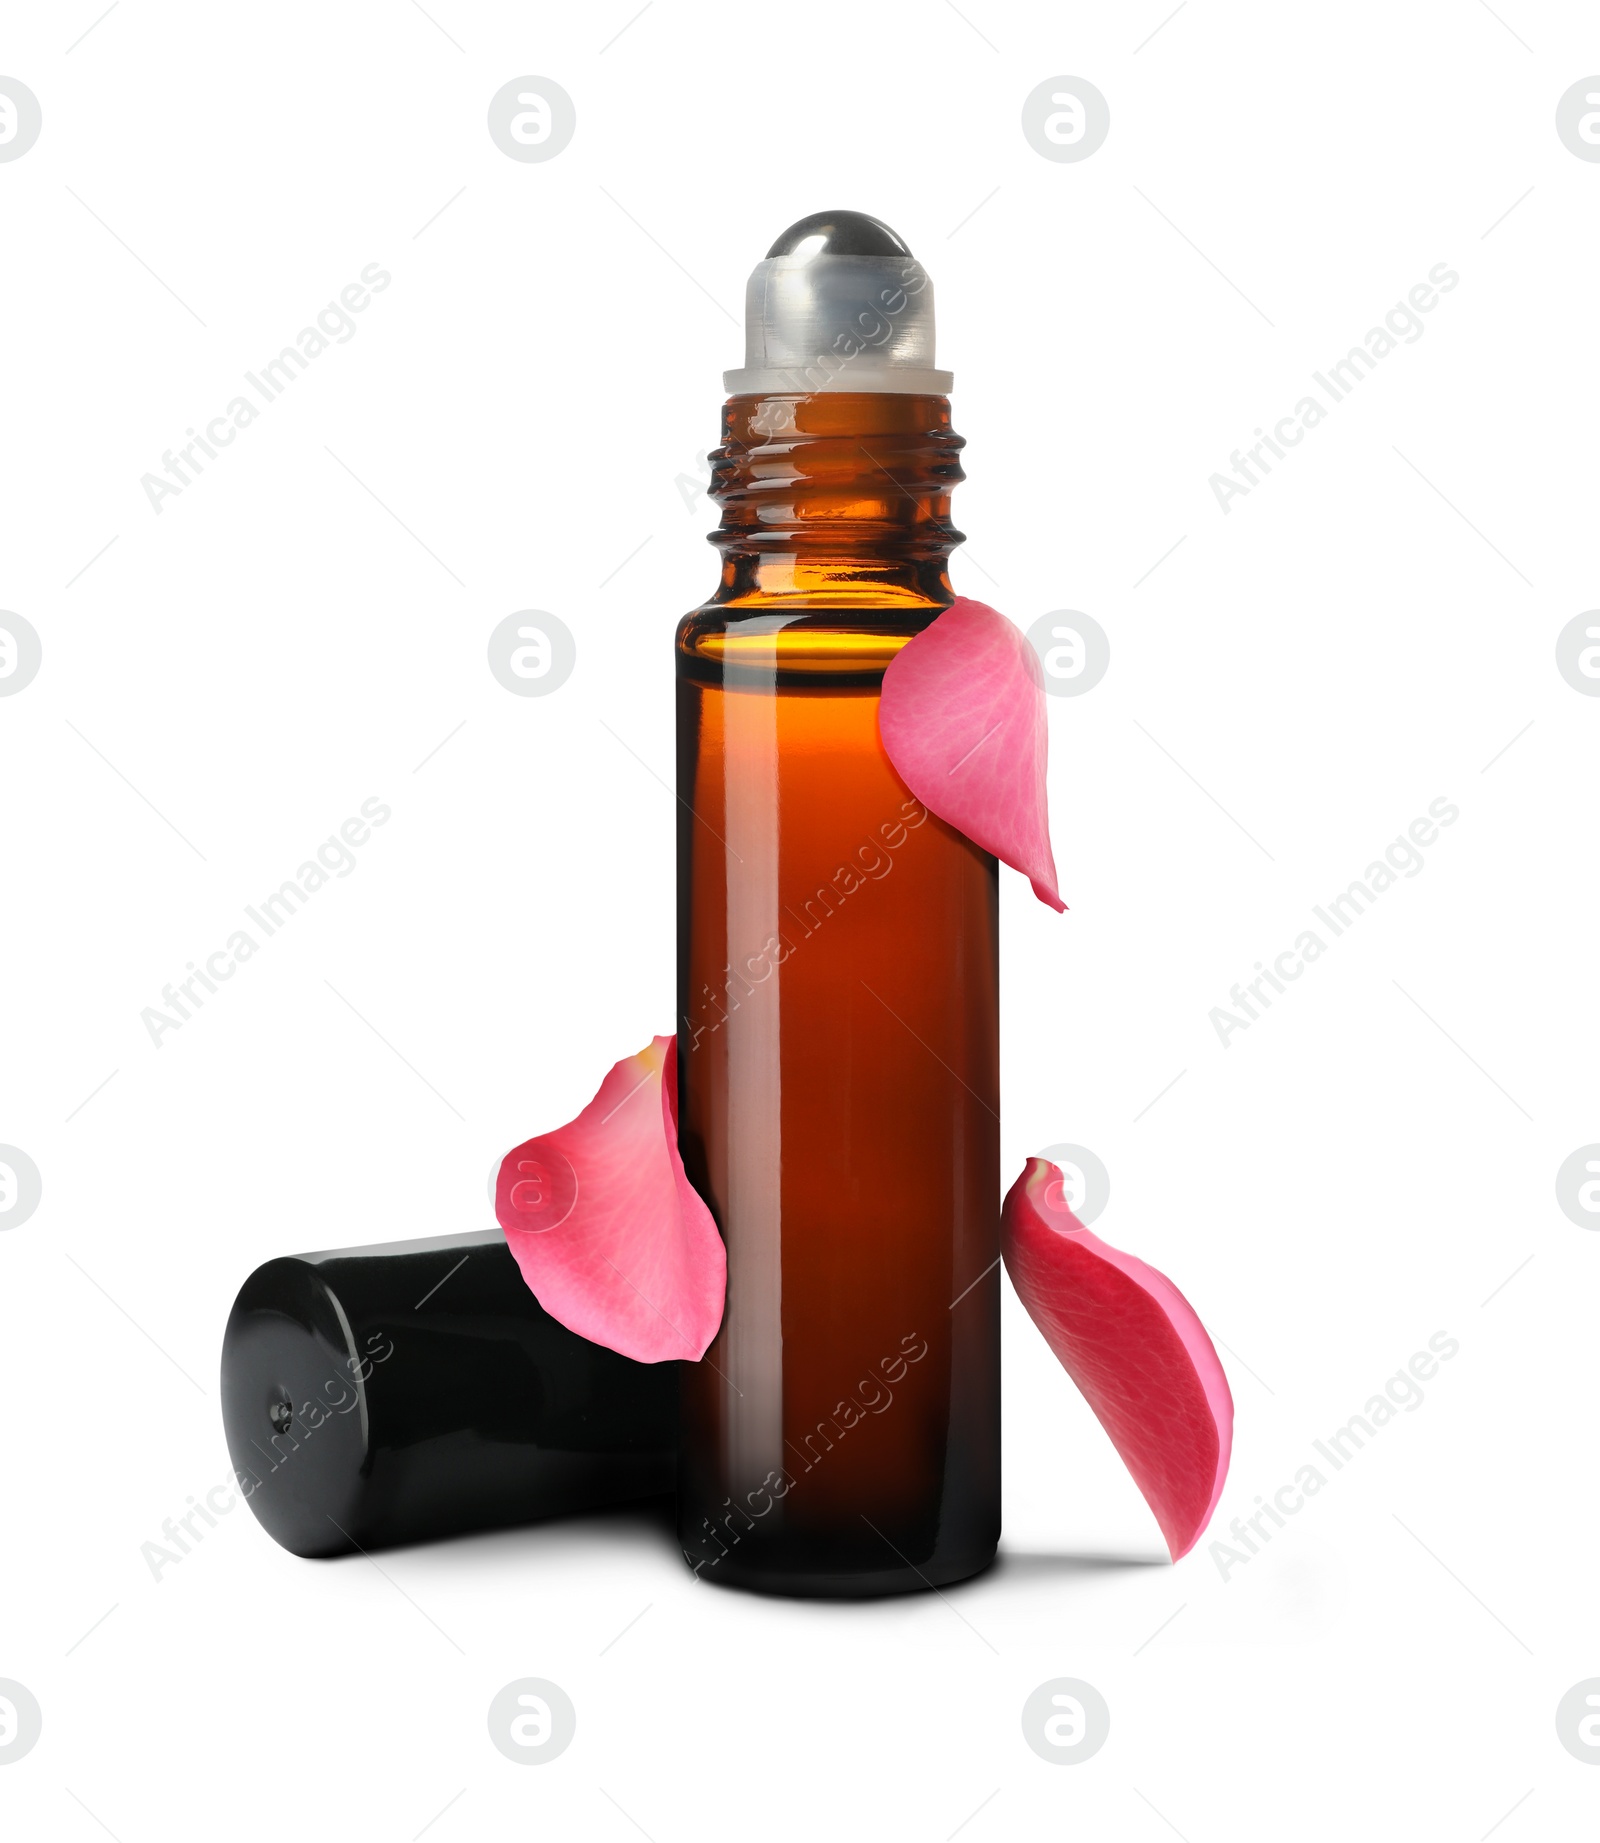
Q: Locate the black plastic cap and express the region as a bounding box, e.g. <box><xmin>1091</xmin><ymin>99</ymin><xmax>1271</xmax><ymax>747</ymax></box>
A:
<box><xmin>220</xmin><ymin>1228</ymin><xmax>677</xmax><ymax>1557</ymax></box>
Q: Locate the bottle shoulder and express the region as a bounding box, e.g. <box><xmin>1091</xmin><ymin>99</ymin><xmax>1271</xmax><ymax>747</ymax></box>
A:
<box><xmin>676</xmin><ymin>601</ymin><xmax>947</xmax><ymax>692</ymax></box>
<box><xmin>676</xmin><ymin>597</ymin><xmax>948</xmax><ymax>641</ymax></box>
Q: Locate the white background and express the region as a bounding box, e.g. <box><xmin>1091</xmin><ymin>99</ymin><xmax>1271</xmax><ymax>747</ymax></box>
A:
<box><xmin>2</xmin><ymin>1</ymin><xmax>1597</xmax><ymax>1836</ymax></box>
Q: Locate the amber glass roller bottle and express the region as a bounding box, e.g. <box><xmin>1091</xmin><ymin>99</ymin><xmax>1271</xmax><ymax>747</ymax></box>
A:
<box><xmin>675</xmin><ymin>211</ymin><xmax>1000</xmax><ymax>1595</ymax></box>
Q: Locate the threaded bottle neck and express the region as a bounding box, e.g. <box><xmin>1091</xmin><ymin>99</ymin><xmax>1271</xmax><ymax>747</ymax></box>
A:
<box><xmin>707</xmin><ymin>392</ymin><xmax>965</xmax><ymax>608</ymax></box>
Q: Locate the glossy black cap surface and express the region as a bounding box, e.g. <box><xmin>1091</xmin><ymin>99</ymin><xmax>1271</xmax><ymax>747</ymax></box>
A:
<box><xmin>220</xmin><ymin>1228</ymin><xmax>677</xmax><ymax>1557</ymax></box>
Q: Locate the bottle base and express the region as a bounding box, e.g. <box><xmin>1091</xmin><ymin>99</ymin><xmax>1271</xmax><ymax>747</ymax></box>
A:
<box><xmin>681</xmin><ymin>1539</ymin><xmax>998</xmax><ymax>1601</ymax></box>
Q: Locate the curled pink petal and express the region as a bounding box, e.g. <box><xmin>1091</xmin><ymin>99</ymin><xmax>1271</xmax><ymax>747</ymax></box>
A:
<box><xmin>495</xmin><ymin>1036</ymin><xmax>726</xmax><ymax>1363</ymax></box>
<box><xmin>878</xmin><ymin>597</ymin><xmax>1065</xmax><ymax>911</ymax></box>
<box><xmin>1002</xmin><ymin>1158</ymin><xmax>1233</xmax><ymax>1560</ymax></box>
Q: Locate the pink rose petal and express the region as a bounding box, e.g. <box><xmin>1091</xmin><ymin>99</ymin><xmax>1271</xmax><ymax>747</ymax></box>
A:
<box><xmin>1002</xmin><ymin>1157</ymin><xmax>1233</xmax><ymax>1560</ymax></box>
<box><xmin>495</xmin><ymin>1035</ymin><xmax>726</xmax><ymax>1363</ymax></box>
<box><xmin>878</xmin><ymin>596</ymin><xmax>1065</xmax><ymax>911</ymax></box>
